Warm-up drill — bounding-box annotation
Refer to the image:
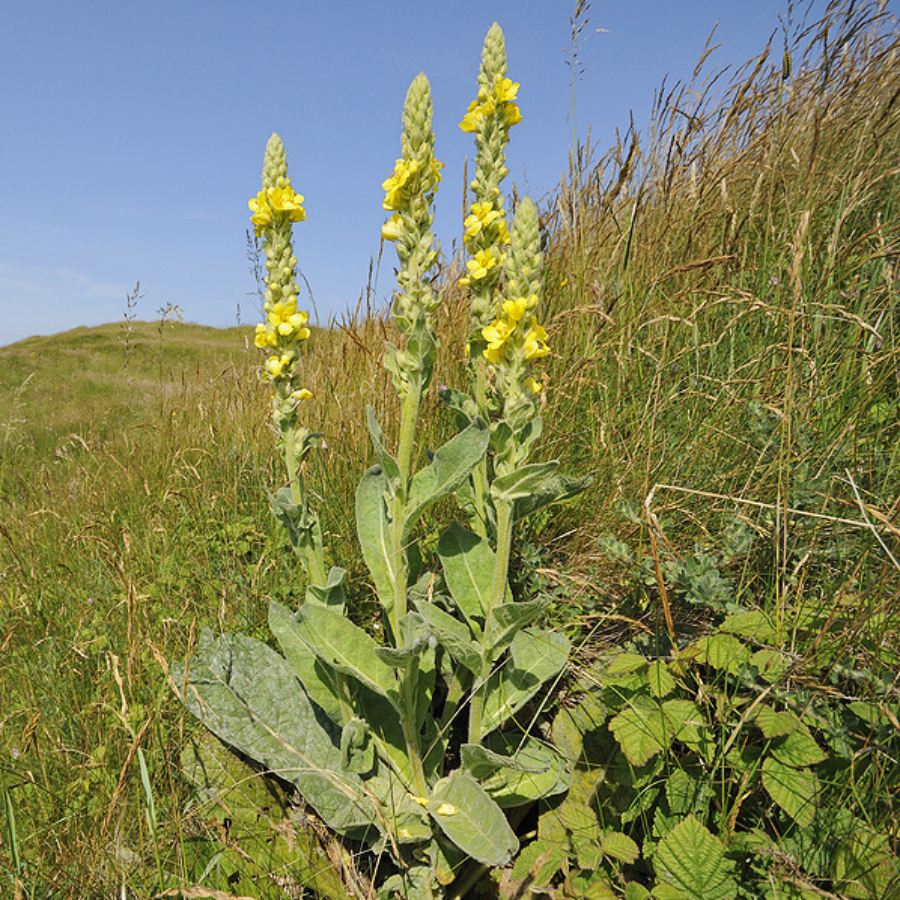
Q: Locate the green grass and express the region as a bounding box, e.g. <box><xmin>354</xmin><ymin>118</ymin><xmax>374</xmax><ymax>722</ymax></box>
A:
<box><xmin>1</xmin><ymin>1</ymin><xmax>899</xmax><ymax>896</ymax></box>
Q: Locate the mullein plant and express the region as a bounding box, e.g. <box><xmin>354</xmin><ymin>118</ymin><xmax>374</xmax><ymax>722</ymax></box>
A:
<box><xmin>173</xmin><ymin>25</ymin><xmax>589</xmax><ymax>900</ymax></box>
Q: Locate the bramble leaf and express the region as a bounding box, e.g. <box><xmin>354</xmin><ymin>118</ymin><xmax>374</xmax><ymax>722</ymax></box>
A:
<box><xmin>654</xmin><ymin>815</ymin><xmax>737</xmax><ymax>900</ymax></box>
<box><xmin>762</xmin><ymin>758</ymin><xmax>818</xmax><ymax>827</ymax></box>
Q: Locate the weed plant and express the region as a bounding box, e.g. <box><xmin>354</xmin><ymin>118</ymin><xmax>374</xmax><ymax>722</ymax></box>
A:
<box><xmin>0</xmin><ymin>1</ymin><xmax>898</xmax><ymax>897</ymax></box>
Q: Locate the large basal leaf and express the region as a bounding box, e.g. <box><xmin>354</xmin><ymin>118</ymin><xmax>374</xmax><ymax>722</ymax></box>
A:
<box><xmin>770</xmin><ymin>728</ymin><xmax>827</xmax><ymax>768</ymax></box>
<box><xmin>426</xmin><ymin>770</ymin><xmax>518</xmax><ymax>866</ymax></box>
<box><xmin>437</xmin><ymin>521</ymin><xmax>501</xmax><ymax>626</ymax></box>
<box><xmin>291</xmin><ymin>603</ymin><xmax>400</xmax><ymax>710</ymax></box>
<box><xmin>404</xmin><ymin>418</ymin><xmax>489</xmax><ymax>540</ymax></box>
<box><xmin>355</xmin><ymin>465</ymin><xmax>399</xmax><ymax>610</ymax></box>
<box><xmin>269</xmin><ymin>600</ymin><xmax>343</xmax><ymax>726</ymax></box>
<box><xmin>481</xmin><ymin>628</ymin><xmax>570</xmax><ymax>736</ymax></box>
<box><xmin>170</xmin><ymin>629</ymin><xmax>377</xmax><ymax>836</ymax></box>
<box><xmin>654</xmin><ymin>815</ymin><xmax>737</xmax><ymax>900</ymax></box>
<box><xmin>762</xmin><ymin>758</ymin><xmax>818</xmax><ymax>827</ymax></box>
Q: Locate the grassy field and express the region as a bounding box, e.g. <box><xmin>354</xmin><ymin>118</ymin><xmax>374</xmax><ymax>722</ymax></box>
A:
<box><xmin>2</xmin><ymin>2</ymin><xmax>899</xmax><ymax>897</ymax></box>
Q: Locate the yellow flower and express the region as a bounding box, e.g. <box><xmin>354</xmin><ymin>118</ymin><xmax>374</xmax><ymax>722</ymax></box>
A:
<box><xmin>265</xmin><ymin>355</ymin><xmax>285</xmax><ymax>378</ymax></box>
<box><xmin>501</xmin><ymin>296</ymin><xmax>528</xmax><ymax>323</ymax></box>
<box><xmin>482</xmin><ymin>316</ymin><xmax>514</xmax><ymax>364</ymax></box>
<box><xmin>249</xmin><ymin>186</ymin><xmax>307</xmax><ymax>235</ymax></box>
<box><xmin>462</xmin><ymin>248</ymin><xmax>501</xmax><ymax>284</ymax></box>
<box><xmin>463</xmin><ymin>202</ymin><xmax>502</xmax><ymax>244</ymax></box>
<box><xmin>495</xmin><ymin>77</ymin><xmax>519</xmax><ymax>104</ymax></box>
<box><xmin>524</xmin><ymin>376</ymin><xmax>542</xmax><ymax>394</ymax></box>
<box><xmin>382</xmin><ymin>158</ymin><xmax>419</xmax><ymax>211</ymax></box>
<box><xmin>523</xmin><ymin>319</ymin><xmax>550</xmax><ymax>359</ymax></box>
<box><xmin>291</xmin><ymin>388</ymin><xmax>313</xmax><ymax>402</ymax></box>
<box><xmin>381</xmin><ymin>212</ymin><xmax>403</xmax><ymax>242</ymax></box>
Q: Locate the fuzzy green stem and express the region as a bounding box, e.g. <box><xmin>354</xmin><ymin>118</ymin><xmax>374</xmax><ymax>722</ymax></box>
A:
<box><xmin>284</xmin><ymin>424</ymin><xmax>327</xmax><ymax>587</ymax></box>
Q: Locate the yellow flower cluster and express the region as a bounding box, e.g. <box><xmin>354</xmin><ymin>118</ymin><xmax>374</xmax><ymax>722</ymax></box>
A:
<box><xmin>249</xmin><ymin>185</ymin><xmax>307</xmax><ymax>236</ymax></box>
<box><xmin>461</xmin><ymin>247</ymin><xmax>502</xmax><ymax>286</ymax></box>
<box><xmin>382</xmin><ymin>154</ymin><xmax>444</xmax><ymax>213</ymax></box>
<box><xmin>459</xmin><ymin>76</ymin><xmax>522</xmax><ymax>133</ymax></box>
<box><xmin>463</xmin><ymin>199</ymin><xmax>510</xmax><ymax>249</ymax></box>
<box><xmin>481</xmin><ymin>294</ymin><xmax>549</xmax><ymax>389</ymax></box>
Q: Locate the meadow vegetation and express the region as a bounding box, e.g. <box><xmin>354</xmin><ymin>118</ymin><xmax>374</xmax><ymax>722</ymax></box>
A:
<box><xmin>2</xmin><ymin>1</ymin><xmax>899</xmax><ymax>897</ymax></box>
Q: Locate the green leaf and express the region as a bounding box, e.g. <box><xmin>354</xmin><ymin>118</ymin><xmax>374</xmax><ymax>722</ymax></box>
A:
<box><xmin>475</xmin><ymin>733</ymin><xmax>571</xmax><ymax>807</ymax></box>
<box><xmin>754</xmin><ymin>705</ymin><xmax>800</xmax><ymax>738</ymax></box>
<box><xmin>607</xmin><ymin>652</ymin><xmax>649</xmax><ymax>675</ymax></box>
<box><xmin>365</xmin><ymin>406</ymin><xmax>400</xmax><ymax>493</ymax></box>
<box><xmin>654</xmin><ymin>815</ymin><xmax>737</xmax><ymax>900</ymax></box>
<box><xmin>762</xmin><ymin>758</ymin><xmax>818</xmax><ymax>827</ymax></box>
<box><xmin>720</xmin><ymin>610</ymin><xmax>777</xmax><ymax>641</ymax></box>
<box><xmin>373</xmin><ymin>612</ymin><xmax>430</xmax><ymax>668</ymax></box>
<box><xmin>600</xmin><ymin>831</ymin><xmax>640</xmax><ymax>864</ymax></box>
<box><xmin>491</xmin><ymin>461</ymin><xmax>560</xmax><ymax>505</ymax></box>
<box><xmin>269</xmin><ymin>600</ymin><xmax>343</xmax><ymax>725</ymax></box>
<box><xmin>609</xmin><ymin>696</ymin><xmax>672</xmax><ymax>766</ymax></box>
<box><xmin>484</xmin><ymin>596</ymin><xmax>551</xmax><ymax>655</ymax></box>
<box><xmin>692</xmin><ymin>633</ymin><xmax>751</xmax><ymax>673</ymax></box>
<box><xmin>426</xmin><ymin>770</ymin><xmax>518</xmax><ymax>866</ymax></box>
<box><xmin>513</xmin><ymin>472</ymin><xmax>594</xmax><ymax>523</ymax></box>
<box><xmin>481</xmin><ymin>628</ymin><xmax>569</xmax><ymax>736</ymax></box>
<box><xmin>771</xmin><ymin>728</ymin><xmax>827</xmax><ymax>767</ymax></box>
<box><xmin>305</xmin><ymin>566</ymin><xmax>349</xmax><ymax>612</ymax></box>
<box><xmin>414</xmin><ymin>599</ymin><xmax>482</xmax><ymax>673</ymax></box>
<box><xmin>291</xmin><ymin>603</ymin><xmax>399</xmax><ymax>709</ymax></box>
<box><xmin>648</xmin><ymin>660</ymin><xmax>676</xmax><ymax>697</ymax></box>
<box><xmin>749</xmin><ymin>648</ymin><xmax>788</xmax><ymax>682</ymax></box>
<box><xmin>437</xmin><ymin>521</ymin><xmax>503</xmax><ymax>625</ymax></box>
<box><xmin>171</xmin><ymin>630</ymin><xmax>377</xmax><ymax>837</ymax></box>
<box><xmin>404</xmin><ymin>418</ymin><xmax>489</xmax><ymax>540</ymax></box>
<box><xmin>355</xmin><ymin>465</ymin><xmax>399</xmax><ymax>610</ymax></box>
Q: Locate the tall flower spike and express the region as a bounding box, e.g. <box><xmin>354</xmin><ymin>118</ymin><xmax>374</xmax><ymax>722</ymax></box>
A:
<box><xmin>251</xmin><ymin>134</ymin><xmax>312</xmax><ymax>429</ymax></box>
<box><xmin>380</xmin><ymin>73</ymin><xmax>442</xmax><ymax>400</ymax></box>
<box><xmin>459</xmin><ymin>23</ymin><xmax>522</xmax><ymax>337</ymax></box>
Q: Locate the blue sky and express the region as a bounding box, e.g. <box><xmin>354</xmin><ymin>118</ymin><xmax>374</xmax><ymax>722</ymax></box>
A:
<box><xmin>1</xmin><ymin>1</ymin><xmax>840</xmax><ymax>346</ymax></box>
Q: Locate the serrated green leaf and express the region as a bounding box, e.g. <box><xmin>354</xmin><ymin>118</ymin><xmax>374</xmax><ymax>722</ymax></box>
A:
<box><xmin>292</xmin><ymin>603</ymin><xmax>399</xmax><ymax>709</ymax></box>
<box><xmin>749</xmin><ymin>648</ymin><xmax>788</xmax><ymax>682</ymax></box>
<box><xmin>404</xmin><ymin>418</ymin><xmax>489</xmax><ymax>540</ymax></box>
<box><xmin>427</xmin><ymin>770</ymin><xmax>518</xmax><ymax>866</ymax></box>
<box><xmin>848</xmin><ymin>700</ymin><xmax>889</xmax><ymax>728</ymax></box>
<box><xmin>654</xmin><ymin>815</ymin><xmax>737</xmax><ymax>900</ymax></box>
<box><xmin>437</xmin><ymin>521</ymin><xmax>499</xmax><ymax>626</ymax></box>
<box><xmin>720</xmin><ymin>610</ymin><xmax>777</xmax><ymax>641</ymax></box>
<box><xmin>607</xmin><ymin>652</ymin><xmax>649</xmax><ymax>675</ymax></box>
<box><xmin>771</xmin><ymin>728</ymin><xmax>827</xmax><ymax>767</ymax></box>
<box><xmin>692</xmin><ymin>633</ymin><xmax>750</xmax><ymax>673</ymax></box>
<box><xmin>355</xmin><ymin>465</ymin><xmax>399</xmax><ymax>610</ymax></box>
<box><xmin>171</xmin><ymin>630</ymin><xmax>377</xmax><ymax>837</ymax></box>
<box><xmin>484</xmin><ymin>596</ymin><xmax>551</xmax><ymax>654</ymax></box>
<box><xmin>558</xmin><ymin>802</ymin><xmax>600</xmax><ymax>839</ymax></box>
<box><xmin>663</xmin><ymin>700</ymin><xmax>708</xmax><ymax>757</ymax></box>
<box><xmin>762</xmin><ymin>758</ymin><xmax>818</xmax><ymax>827</ymax></box>
<box><xmin>609</xmin><ymin>696</ymin><xmax>672</xmax><ymax>766</ymax></box>
<box><xmin>601</xmin><ymin>831</ymin><xmax>640</xmax><ymax>864</ymax></box>
<box><xmin>624</xmin><ymin>883</ymin><xmax>652</xmax><ymax>900</ymax></box>
<box><xmin>481</xmin><ymin>628</ymin><xmax>569</xmax><ymax>736</ymax></box>
<box><xmin>511</xmin><ymin>838</ymin><xmax>558</xmax><ymax>882</ymax></box>
<box><xmin>648</xmin><ymin>660</ymin><xmax>676</xmax><ymax>697</ymax></box>
<box><xmin>754</xmin><ymin>705</ymin><xmax>800</xmax><ymax>738</ymax></box>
